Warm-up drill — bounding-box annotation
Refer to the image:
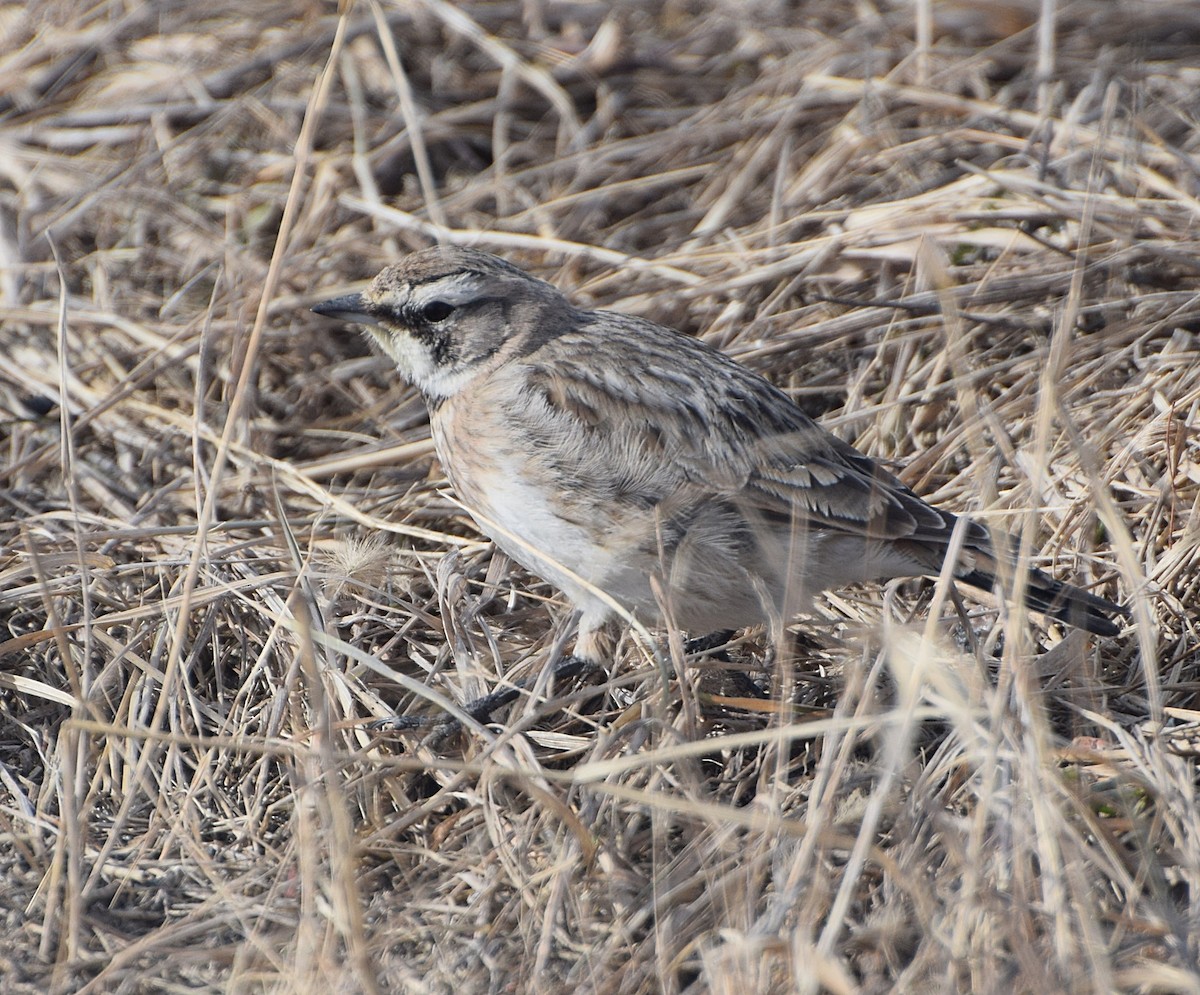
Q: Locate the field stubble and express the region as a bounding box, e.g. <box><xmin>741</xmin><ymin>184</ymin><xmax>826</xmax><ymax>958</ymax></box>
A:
<box><xmin>2</xmin><ymin>2</ymin><xmax>1200</xmax><ymax>992</ymax></box>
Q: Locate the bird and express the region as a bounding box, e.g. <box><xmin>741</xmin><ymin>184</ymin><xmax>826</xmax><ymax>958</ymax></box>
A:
<box><xmin>312</xmin><ymin>246</ymin><xmax>1125</xmax><ymax>727</ymax></box>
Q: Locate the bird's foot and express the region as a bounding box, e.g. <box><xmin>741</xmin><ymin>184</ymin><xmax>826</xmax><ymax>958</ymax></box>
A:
<box><xmin>372</xmin><ymin>654</ymin><xmax>601</xmax><ymax>742</ymax></box>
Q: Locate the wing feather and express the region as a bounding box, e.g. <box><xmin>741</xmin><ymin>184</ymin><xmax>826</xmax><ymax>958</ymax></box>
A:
<box><xmin>516</xmin><ymin>312</ymin><xmax>986</xmax><ymax>553</ymax></box>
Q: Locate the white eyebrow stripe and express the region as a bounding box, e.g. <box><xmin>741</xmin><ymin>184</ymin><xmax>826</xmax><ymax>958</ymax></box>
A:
<box><xmin>410</xmin><ymin>273</ymin><xmax>487</xmax><ymax>307</ymax></box>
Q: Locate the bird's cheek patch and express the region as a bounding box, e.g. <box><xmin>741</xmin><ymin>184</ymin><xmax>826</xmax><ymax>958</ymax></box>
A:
<box><xmin>373</xmin><ymin>327</ymin><xmax>439</xmax><ymax>386</ymax></box>
<box><xmin>412</xmin><ymin>324</ymin><xmax>457</xmax><ymax>368</ymax></box>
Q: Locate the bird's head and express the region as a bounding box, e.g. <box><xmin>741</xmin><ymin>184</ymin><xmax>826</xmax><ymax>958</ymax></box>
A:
<box><xmin>312</xmin><ymin>246</ymin><xmax>574</xmax><ymax>400</ymax></box>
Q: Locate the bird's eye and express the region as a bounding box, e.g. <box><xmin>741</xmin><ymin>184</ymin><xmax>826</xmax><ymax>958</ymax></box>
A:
<box><xmin>421</xmin><ymin>300</ymin><xmax>454</xmax><ymax>322</ymax></box>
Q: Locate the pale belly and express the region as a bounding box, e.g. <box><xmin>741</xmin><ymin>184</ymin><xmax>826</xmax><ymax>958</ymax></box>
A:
<box><xmin>430</xmin><ymin>410</ymin><xmax>639</xmax><ymax>618</ymax></box>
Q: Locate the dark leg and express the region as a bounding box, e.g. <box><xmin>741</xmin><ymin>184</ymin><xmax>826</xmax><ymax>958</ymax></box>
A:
<box><xmin>373</xmin><ymin>654</ymin><xmax>601</xmax><ymax>741</ymax></box>
<box><xmin>684</xmin><ymin>629</ymin><xmax>737</xmax><ymax>658</ymax></box>
<box><xmin>374</xmin><ymin>630</ymin><xmax>748</xmax><ymax>742</ymax></box>
<box><xmin>685</xmin><ymin>630</ymin><xmax>769</xmax><ymax>701</ymax></box>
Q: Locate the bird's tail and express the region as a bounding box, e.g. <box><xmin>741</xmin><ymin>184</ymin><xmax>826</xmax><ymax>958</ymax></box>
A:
<box><xmin>957</xmin><ymin>565</ymin><xmax>1127</xmax><ymax>637</ymax></box>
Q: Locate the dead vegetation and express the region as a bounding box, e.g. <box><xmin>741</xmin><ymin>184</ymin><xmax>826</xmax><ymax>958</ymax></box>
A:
<box><xmin>2</xmin><ymin>0</ymin><xmax>1200</xmax><ymax>991</ymax></box>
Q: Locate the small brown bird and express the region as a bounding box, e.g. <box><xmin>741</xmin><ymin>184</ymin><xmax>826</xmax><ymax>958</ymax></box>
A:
<box><xmin>313</xmin><ymin>246</ymin><xmax>1124</xmax><ymax>720</ymax></box>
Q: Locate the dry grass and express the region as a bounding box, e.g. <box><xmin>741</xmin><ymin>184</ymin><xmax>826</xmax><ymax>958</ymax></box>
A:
<box><xmin>2</xmin><ymin>1</ymin><xmax>1200</xmax><ymax>991</ymax></box>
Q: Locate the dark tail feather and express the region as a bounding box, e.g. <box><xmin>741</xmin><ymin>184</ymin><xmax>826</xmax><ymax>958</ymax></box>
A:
<box><xmin>958</xmin><ymin>568</ymin><xmax>1127</xmax><ymax>637</ymax></box>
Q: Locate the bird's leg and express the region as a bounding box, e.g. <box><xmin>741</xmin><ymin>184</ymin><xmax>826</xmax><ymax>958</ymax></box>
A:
<box><xmin>374</xmin><ymin>616</ymin><xmax>611</xmax><ymax>742</ymax></box>
<box><xmin>684</xmin><ymin>629</ymin><xmax>737</xmax><ymax>659</ymax></box>
<box><xmin>374</xmin><ymin>630</ymin><xmax>757</xmax><ymax>741</ymax></box>
<box><xmin>682</xmin><ymin>629</ymin><xmax>768</xmax><ymax>701</ymax></box>
<box><xmin>372</xmin><ymin>653</ymin><xmax>603</xmax><ymax>741</ymax></box>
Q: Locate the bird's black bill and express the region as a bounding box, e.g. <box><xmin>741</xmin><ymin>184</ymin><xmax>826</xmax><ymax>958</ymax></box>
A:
<box><xmin>311</xmin><ymin>292</ymin><xmax>373</xmax><ymax>322</ymax></box>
